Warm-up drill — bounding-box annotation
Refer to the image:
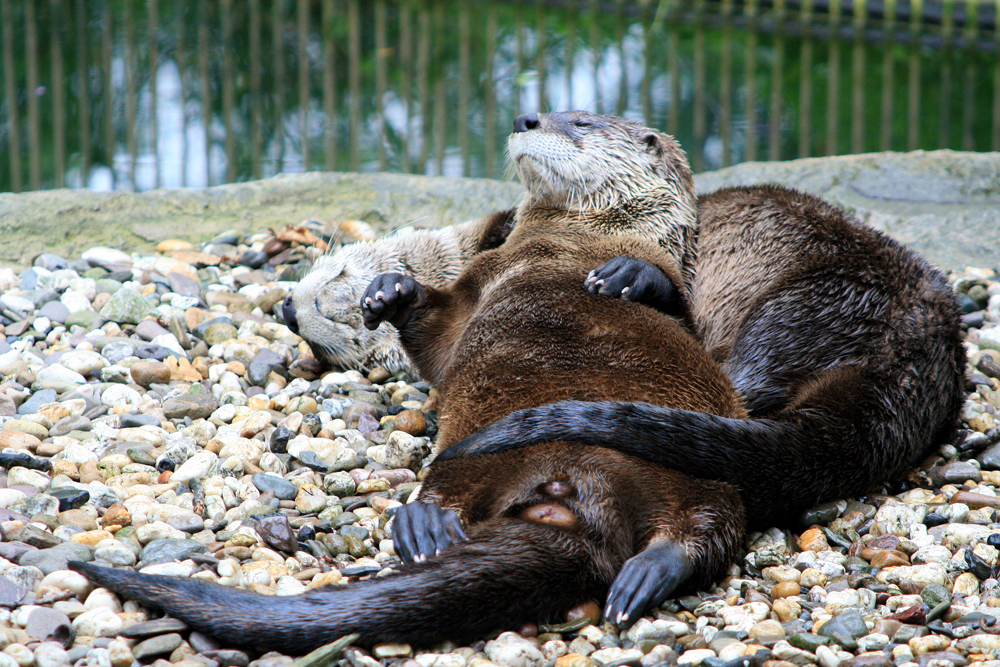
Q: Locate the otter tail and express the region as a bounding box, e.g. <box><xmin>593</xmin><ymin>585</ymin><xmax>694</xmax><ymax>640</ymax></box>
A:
<box><xmin>70</xmin><ymin>518</ymin><xmax>608</xmax><ymax>654</ymax></box>
<box><xmin>436</xmin><ymin>367</ymin><xmax>958</xmax><ymax>529</ymax></box>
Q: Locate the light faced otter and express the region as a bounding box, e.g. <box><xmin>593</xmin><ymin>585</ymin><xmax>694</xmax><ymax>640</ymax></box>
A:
<box><xmin>70</xmin><ymin>113</ymin><xmax>745</xmax><ymax>653</ymax></box>
<box><xmin>281</xmin><ymin>212</ymin><xmax>515</xmax><ymax>372</ymax></box>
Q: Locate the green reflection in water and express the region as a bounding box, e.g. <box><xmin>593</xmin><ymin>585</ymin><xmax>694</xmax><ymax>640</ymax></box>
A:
<box><xmin>0</xmin><ymin>0</ymin><xmax>997</xmax><ymax>193</ymax></box>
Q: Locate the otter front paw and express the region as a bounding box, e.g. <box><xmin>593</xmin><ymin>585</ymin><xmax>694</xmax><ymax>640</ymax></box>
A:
<box><xmin>585</xmin><ymin>256</ymin><xmax>685</xmax><ymax>318</ymax></box>
<box><xmin>391</xmin><ymin>502</ymin><xmax>469</xmax><ymax>563</ymax></box>
<box><xmin>361</xmin><ymin>273</ymin><xmax>423</xmax><ymax>331</ymax></box>
<box><xmin>605</xmin><ymin>541</ymin><xmax>694</xmax><ymax>628</ymax></box>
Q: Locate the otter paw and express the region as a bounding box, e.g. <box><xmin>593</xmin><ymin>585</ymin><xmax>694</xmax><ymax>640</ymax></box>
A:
<box><xmin>605</xmin><ymin>541</ymin><xmax>694</xmax><ymax>628</ymax></box>
<box><xmin>392</xmin><ymin>502</ymin><xmax>469</xmax><ymax>564</ymax></box>
<box><xmin>361</xmin><ymin>273</ymin><xmax>422</xmax><ymax>331</ymax></box>
<box><xmin>585</xmin><ymin>256</ymin><xmax>685</xmax><ymax>317</ymax></box>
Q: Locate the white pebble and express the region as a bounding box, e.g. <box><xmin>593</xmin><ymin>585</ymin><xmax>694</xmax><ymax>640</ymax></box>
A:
<box><xmin>33</xmin><ymin>643</ymin><xmax>70</xmax><ymax>667</ymax></box>
<box><xmin>487</xmin><ymin>632</ymin><xmax>544</xmax><ymax>667</ymax></box>
<box><xmin>39</xmin><ymin>570</ymin><xmax>93</xmax><ymax>597</ymax></box>
<box><xmin>71</xmin><ymin>606</ymin><xmax>123</xmax><ymax>637</ymax></box>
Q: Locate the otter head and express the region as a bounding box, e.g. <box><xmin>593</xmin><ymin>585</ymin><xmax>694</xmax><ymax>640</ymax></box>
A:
<box><xmin>282</xmin><ymin>240</ymin><xmax>414</xmax><ymax>373</ymax></box>
<box><xmin>507</xmin><ymin>111</ymin><xmax>695</xmax><ymax>214</ymax></box>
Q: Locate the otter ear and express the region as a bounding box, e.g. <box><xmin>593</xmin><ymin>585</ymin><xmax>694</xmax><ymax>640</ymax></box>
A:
<box><xmin>642</xmin><ymin>133</ymin><xmax>662</xmax><ymax>155</ymax></box>
<box><xmin>653</xmin><ymin>132</ymin><xmax>695</xmax><ymax>193</ymax></box>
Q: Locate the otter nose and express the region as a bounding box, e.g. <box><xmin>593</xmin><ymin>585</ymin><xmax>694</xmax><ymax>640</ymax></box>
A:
<box><xmin>282</xmin><ymin>294</ymin><xmax>299</xmax><ymax>333</ymax></box>
<box><xmin>513</xmin><ymin>113</ymin><xmax>539</xmax><ymax>133</ymax></box>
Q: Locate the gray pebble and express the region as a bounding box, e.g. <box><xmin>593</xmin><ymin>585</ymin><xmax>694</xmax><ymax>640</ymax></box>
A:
<box><xmin>139</xmin><ymin>538</ymin><xmax>207</xmax><ymax>565</ymax></box>
<box><xmin>132</xmin><ymin>633</ymin><xmax>184</xmax><ymax>661</ymax></box>
<box><xmin>252</xmin><ymin>473</ymin><xmax>299</xmax><ymax>501</ymax></box>
<box><xmin>166</xmin><ymin>513</ymin><xmax>206</xmax><ymax>533</ymax></box>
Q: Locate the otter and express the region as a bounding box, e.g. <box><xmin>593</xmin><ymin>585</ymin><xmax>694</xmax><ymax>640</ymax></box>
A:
<box><xmin>71</xmin><ymin>113</ymin><xmax>745</xmax><ymax>653</ymax></box>
<box><xmin>286</xmin><ymin>111</ymin><xmax>965</xmax><ymax>529</ymax></box>
<box><xmin>439</xmin><ymin>186</ymin><xmax>966</xmax><ymax>528</ymax></box>
<box><xmin>281</xmin><ymin>211</ymin><xmax>515</xmax><ymax>373</ymax></box>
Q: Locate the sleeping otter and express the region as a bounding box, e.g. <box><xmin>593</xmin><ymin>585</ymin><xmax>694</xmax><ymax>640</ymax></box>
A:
<box><xmin>71</xmin><ymin>113</ymin><xmax>745</xmax><ymax>652</ymax></box>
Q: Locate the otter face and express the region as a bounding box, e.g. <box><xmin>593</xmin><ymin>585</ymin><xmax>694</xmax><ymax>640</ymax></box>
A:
<box><xmin>507</xmin><ymin>111</ymin><xmax>692</xmax><ymax>211</ymax></box>
<box><xmin>283</xmin><ymin>242</ymin><xmax>413</xmax><ymax>373</ymax></box>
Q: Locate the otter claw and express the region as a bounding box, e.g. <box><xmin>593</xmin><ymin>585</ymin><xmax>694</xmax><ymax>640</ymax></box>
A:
<box><xmin>361</xmin><ymin>273</ymin><xmax>424</xmax><ymax>331</ymax></box>
<box><xmin>586</xmin><ymin>256</ymin><xmax>686</xmax><ymax>318</ymax></box>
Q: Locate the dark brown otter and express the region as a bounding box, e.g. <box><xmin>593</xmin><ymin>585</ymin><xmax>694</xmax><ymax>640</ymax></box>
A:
<box><xmin>440</xmin><ymin>173</ymin><xmax>967</xmax><ymax>528</ymax></box>
<box><xmin>71</xmin><ymin>113</ymin><xmax>745</xmax><ymax>653</ymax></box>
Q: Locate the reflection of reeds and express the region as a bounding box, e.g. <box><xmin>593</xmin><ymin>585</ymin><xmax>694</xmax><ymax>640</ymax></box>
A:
<box><xmin>1</xmin><ymin>0</ymin><xmax>998</xmax><ymax>193</ymax></box>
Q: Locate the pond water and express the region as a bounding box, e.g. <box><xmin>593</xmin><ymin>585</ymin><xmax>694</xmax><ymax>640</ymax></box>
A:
<box><xmin>1</xmin><ymin>0</ymin><xmax>997</xmax><ymax>193</ymax></box>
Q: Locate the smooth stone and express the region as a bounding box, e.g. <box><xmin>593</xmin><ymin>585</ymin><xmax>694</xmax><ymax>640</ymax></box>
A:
<box><xmin>0</xmin><ymin>577</ymin><xmax>28</xmax><ymax>606</ymax></box>
<box><xmin>171</xmin><ymin>451</ymin><xmax>218</xmax><ymax>482</ymax></box>
<box><xmin>204</xmin><ymin>322</ymin><xmax>239</xmax><ymax>346</ymax></box>
<box><xmin>930</xmin><ymin>461</ymin><xmax>983</xmax><ymax>485</ymax></box>
<box><xmin>139</xmin><ymin>537</ymin><xmax>207</xmax><ymax>565</ymax></box>
<box><xmin>120</xmin><ymin>412</ymin><xmax>160</xmax><ymax>428</ymax></box>
<box><xmin>162</xmin><ymin>393</ymin><xmax>219</xmax><ymax>420</ymax></box>
<box><xmin>20</xmin><ymin>542</ymin><xmax>95</xmax><ymax>574</ymax></box>
<box><xmin>254</xmin><ymin>513</ymin><xmax>298</xmax><ymax>554</ymax></box>
<box><xmin>135</xmin><ymin>319</ymin><xmax>170</xmax><ymax>341</ymax></box>
<box><xmin>843</xmin><ymin>654</ymin><xmax>892</xmax><ymax>667</ymax></box>
<box><xmin>167</xmin><ymin>272</ymin><xmax>201</xmax><ymax>298</ymax></box>
<box><xmin>818</xmin><ymin>610</ymin><xmax>869</xmax><ymax>649</ymax></box>
<box><xmin>10</xmin><ymin>493</ymin><xmax>59</xmax><ymax>517</ymax></box>
<box><xmin>38</xmin><ymin>300</ymin><xmax>70</xmax><ymax>323</ymax></box>
<box><xmin>50</xmin><ymin>415</ymin><xmax>92</xmax><ymax>437</ymax></box>
<box><xmin>101</xmin><ymin>384</ymin><xmax>142</xmax><ymax>408</ymax></box>
<box><xmin>25</xmin><ymin>607</ymin><xmax>75</xmax><ymax>648</ymax></box>
<box><xmin>50</xmin><ymin>487</ymin><xmax>91</xmax><ymax>511</ymax></box>
<box><xmin>17</xmin><ymin>388</ymin><xmax>58</xmax><ymax>414</ymax></box>
<box><xmin>59</xmin><ymin>350</ymin><xmax>107</xmax><ymax>376</ymax></box>
<box><xmin>82</xmin><ymin>247</ymin><xmax>132</xmax><ymax>267</ymax></box>
<box><xmin>165</xmin><ymin>513</ymin><xmax>205</xmax><ymax>533</ymax></box>
<box><xmin>118</xmin><ymin>617</ymin><xmax>190</xmax><ymax>638</ymax></box>
<box><xmin>35</xmin><ymin>253</ymin><xmax>70</xmax><ymax>271</ymax></box>
<box><xmin>132</xmin><ymin>633</ymin><xmax>184</xmax><ymax>661</ymax></box>
<box><xmin>253</xmin><ymin>473</ymin><xmax>299</xmax><ymax>501</ymax></box>
<box><xmin>99</xmin><ymin>288</ymin><xmax>157</xmax><ymax>325</ymax></box>
<box><xmin>101</xmin><ymin>341</ymin><xmax>136</xmax><ymax>364</ymax></box>
<box><xmin>130</xmin><ymin>360</ymin><xmax>172</xmax><ymax>387</ymax></box>
<box><xmin>33</xmin><ymin>643</ymin><xmax>70</xmax><ymax>667</ymax></box>
<box><xmin>135</xmin><ymin>343</ymin><xmax>174</xmax><ymax>361</ymax></box>
<box><xmin>64</xmin><ymin>310</ymin><xmax>102</xmax><ymax>329</ymax></box>
<box><xmin>192</xmin><ymin>316</ymin><xmax>233</xmax><ymax>339</ymax></box>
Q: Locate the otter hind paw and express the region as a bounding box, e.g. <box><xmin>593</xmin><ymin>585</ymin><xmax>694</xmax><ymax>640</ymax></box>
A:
<box><xmin>391</xmin><ymin>502</ymin><xmax>469</xmax><ymax>563</ymax></box>
<box><xmin>605</xmin><ymin>541</ymin><xmax>694</xmax><ymax>629</ymax></box>
<box><xmin>585</xmin><ymin>256</ymin><xmax>685</xmax><ymax>318</ymax></box>
<box><xmin>361</xmin><ymin>273</ymin><xmax>422</xmax><ymax>331</ymax></box>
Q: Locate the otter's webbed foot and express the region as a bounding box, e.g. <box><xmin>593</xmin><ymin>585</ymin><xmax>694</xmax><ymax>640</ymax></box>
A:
<box><xmin>605</xmin><ymin>541</ymin><xmax>694</xmax><ymax>629</ymax></box>
<box><xmin>361</xmin><ymin>273</ymin><xmax>424</xmax><ymax>331</ymax></box>
<box><xmin>392</xmin><ymin>502</ymin><xmax>469</xmax><ymax>563</ymax></box>
<box><xmin>585</xmin><ymin>256</ymin><xmax>685</xmax><ymax>318</ymax></box>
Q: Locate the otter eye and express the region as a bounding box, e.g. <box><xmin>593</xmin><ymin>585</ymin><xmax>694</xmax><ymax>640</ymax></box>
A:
<box><xmin>573</xmin><ymin>119</ymin><xmax>592</xmax><ymax>128</ymax></box>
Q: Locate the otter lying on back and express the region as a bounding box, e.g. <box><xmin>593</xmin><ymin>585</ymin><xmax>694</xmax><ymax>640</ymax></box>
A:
<box><xmin>71</xmin><ymin>113</ymin><xmax>745</xmax><ymax>651</ymax></box>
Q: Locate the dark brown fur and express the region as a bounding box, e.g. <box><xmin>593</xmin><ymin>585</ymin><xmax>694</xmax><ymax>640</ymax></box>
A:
<box><xmin>71</xmin><ymin>113</ymin><xmax>745</xmax><ymax>654</ymax></box>
<box><xmin>442</xmin><ymin>181</ymin><xmax>966</xmax><ymax>528</ymax></box>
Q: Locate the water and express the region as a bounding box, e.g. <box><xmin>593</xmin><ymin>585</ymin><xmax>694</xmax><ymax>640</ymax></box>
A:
<box><xmin>1</xmin><ymin>0</ymin><xmax>997</xmax><ymax>193</ymax></box>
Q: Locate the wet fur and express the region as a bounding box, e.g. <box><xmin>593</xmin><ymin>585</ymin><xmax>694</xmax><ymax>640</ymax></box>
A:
<box><xmin>441</xmin><ymin>185</ymin><xmax>966</xmax><ymax>528</ymax></box>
